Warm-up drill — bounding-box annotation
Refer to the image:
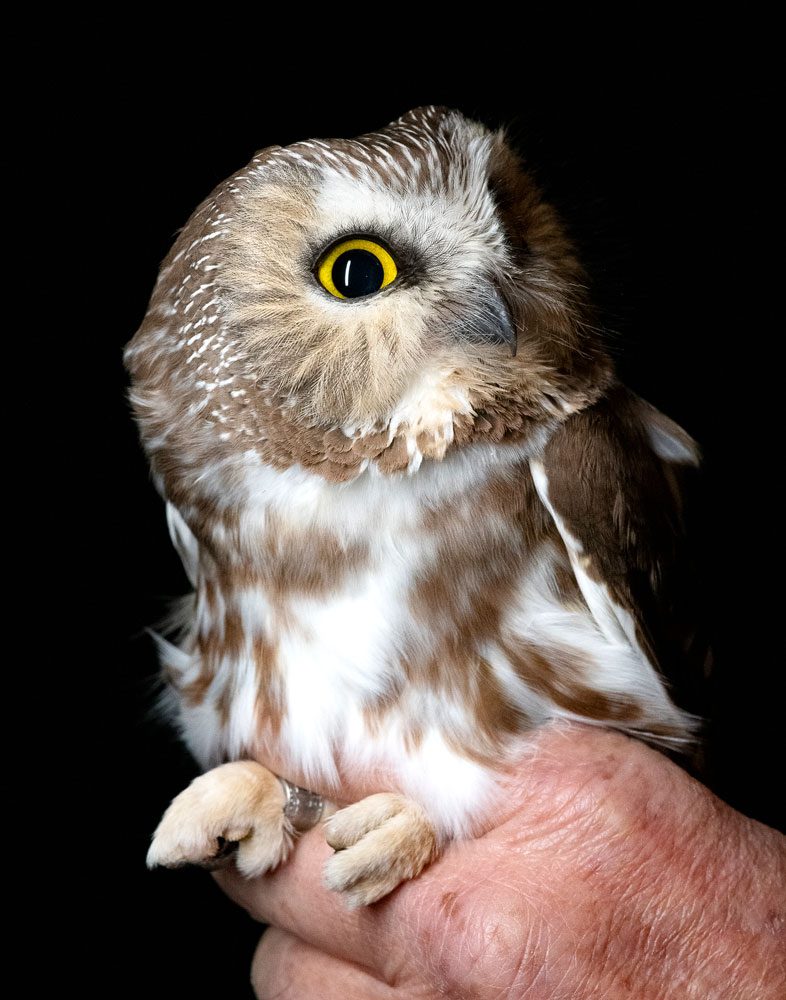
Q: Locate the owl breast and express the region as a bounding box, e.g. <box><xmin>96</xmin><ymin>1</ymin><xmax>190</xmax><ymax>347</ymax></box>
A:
<box><xmin>163</xmin><ymin>436</ymin><xmax>690</xmax><ymax>838</ymax></box>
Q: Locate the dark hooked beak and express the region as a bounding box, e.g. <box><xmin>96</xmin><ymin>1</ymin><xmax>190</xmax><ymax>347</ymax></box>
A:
<box><xmin>462</xmin><ymin>282</ymin><xmax>517</xmax><ymax>357</ymax></box>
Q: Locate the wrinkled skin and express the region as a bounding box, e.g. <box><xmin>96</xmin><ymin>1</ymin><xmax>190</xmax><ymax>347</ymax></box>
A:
<box><xmin>217</xmin><ymin>725</ymin><xmax>785</xmax><ymax>999</ymax></box>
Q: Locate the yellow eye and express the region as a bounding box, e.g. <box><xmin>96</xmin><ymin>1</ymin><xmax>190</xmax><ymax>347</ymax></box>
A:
<box><xmin>316</xmin><ymin>238</ymin><xmax>398</xmax><ymax>299</ymax></box>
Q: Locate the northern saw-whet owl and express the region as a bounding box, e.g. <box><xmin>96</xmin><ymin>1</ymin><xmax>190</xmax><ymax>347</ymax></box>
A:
<box><xmin>126</xmin><ymin>106</ymin><xmax>706</xmax><ymax>907</ymax></box>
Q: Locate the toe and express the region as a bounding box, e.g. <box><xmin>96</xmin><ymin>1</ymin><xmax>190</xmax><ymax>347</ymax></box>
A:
<box><xmin>324</xmin><ymin>793</ymin><xmax>406</xmax><ymax>851</ymax></box>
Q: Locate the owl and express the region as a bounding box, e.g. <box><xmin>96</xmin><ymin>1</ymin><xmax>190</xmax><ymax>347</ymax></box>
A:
<box><xmin>126</xmin><ymin>107</ymin><xmax>706</xmax><ymax>907</ymax></box>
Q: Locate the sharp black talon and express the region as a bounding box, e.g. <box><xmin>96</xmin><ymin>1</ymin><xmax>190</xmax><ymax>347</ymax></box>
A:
<box><xmin>197</xmin><ymin>837</ymin><xmax>240</xmax><ymax>871</ymax></box>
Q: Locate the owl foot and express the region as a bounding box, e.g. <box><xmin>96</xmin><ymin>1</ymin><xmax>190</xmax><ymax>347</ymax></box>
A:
<box><xmin>323</xmin><ymin>793</ymin><xmax>438</xmax><ymax>908</ymax></box>
<box><xmin>147</xmin><ymin>760</ymin><xmax>293</xmax><ymax>878</ymax></box>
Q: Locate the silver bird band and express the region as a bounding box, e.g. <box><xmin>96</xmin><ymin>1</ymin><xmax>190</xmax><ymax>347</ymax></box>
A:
<box><xmin>279</xmin><ymin>778</ymin><xmax>324</xmax><ymax>832</ymax></box>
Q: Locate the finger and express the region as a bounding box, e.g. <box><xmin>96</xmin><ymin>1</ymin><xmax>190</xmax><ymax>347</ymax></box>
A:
<box><xmin>214</xmin><ymin>826</ymin><xmax>400</xmax><ymax>970</ymax></box>
<box><xmin>252</xmin><ymin>927</ymin><xmax>395</xmax><ymax>1000</ymax></box>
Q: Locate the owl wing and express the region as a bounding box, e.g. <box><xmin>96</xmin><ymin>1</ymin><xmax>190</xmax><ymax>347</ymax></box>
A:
<box><xmin>530</xmin><ymin>386</ymin><xmax>710</xmax><ymax>719</ymax></box>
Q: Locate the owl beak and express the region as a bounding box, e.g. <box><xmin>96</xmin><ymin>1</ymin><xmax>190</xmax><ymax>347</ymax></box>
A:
<box><xmin>492</xmin><ymin>296</ymin><xmax>517</xmax><ymax>357</ymax></box>
<box><xmin>469</xmin><ymin>283</ymin><xmax>517</xmax><ymax>357</ymax></box>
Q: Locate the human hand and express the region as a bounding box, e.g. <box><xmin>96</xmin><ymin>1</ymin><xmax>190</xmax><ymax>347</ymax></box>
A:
<box><xmin>217</xmin><ymin>724</ymin><xmax>785</xmax><ymax>999</ymax></box>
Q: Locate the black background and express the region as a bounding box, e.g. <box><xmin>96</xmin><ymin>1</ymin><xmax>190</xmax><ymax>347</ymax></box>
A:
<box><xmin>79</xmin><ymin>58</ymin><xmax>780</xmax><ymax>997</ymax></box>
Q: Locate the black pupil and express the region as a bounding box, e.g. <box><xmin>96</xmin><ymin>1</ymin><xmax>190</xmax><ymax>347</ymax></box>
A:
<box><xmin>332</xmin><ymin>248</ymin><xmax>385</xmax><ymax>298</ymax></box>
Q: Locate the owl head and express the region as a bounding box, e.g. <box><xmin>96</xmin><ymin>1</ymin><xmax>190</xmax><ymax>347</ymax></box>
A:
<box><xmin>126</xmin><ymin>107</ymin><xmax>611</xmax><ymax>499</ymax></box>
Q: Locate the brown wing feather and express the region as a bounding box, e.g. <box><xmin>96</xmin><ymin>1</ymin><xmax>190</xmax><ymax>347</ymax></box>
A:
<box><xmin>539</xmin><ymin>385</ymin><xmax>711</xmax><ymax>720</ymax></box>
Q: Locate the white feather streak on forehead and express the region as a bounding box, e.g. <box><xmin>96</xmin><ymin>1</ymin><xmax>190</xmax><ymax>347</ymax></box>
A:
<box><xmin>364</xmin><ymin>138</ymin><xmax>400</xmax><ymax>170</ymax></box>
<box><xmin>391</xmin><ymin>124</ymin><xmax>435</xmax><ymax>146</ymax></box>
<box><xmin>343</xmin><ymin>142</ymin><xmax>378</xmax><ymax>166</ymax></box>
<box><xmin>385</xmin><ymin>137</ymin><xmax>420</xmax><ymax>173</ymax></box>
<box><xmin>332</xmin><ymin>151</ymin><xmax>373</xmax><ymax>175</ymax></box>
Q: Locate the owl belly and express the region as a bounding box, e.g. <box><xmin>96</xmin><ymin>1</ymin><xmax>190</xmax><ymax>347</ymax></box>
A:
<box><xmin>170</xmin><ymin>528</ymin><xmax>690</xmax><ymax>838</ymax></box>
<box><xmin>172</xmin><ymin>549</ymin><xmax>501</xmax><ymax>836</ymax></box>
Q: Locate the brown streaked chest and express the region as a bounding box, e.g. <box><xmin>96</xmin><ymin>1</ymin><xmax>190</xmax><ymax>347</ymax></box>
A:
<box><xmin>176</xmin><ymin>452</ymin><xmax>568</xmax><ymax>754</ymax></box>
